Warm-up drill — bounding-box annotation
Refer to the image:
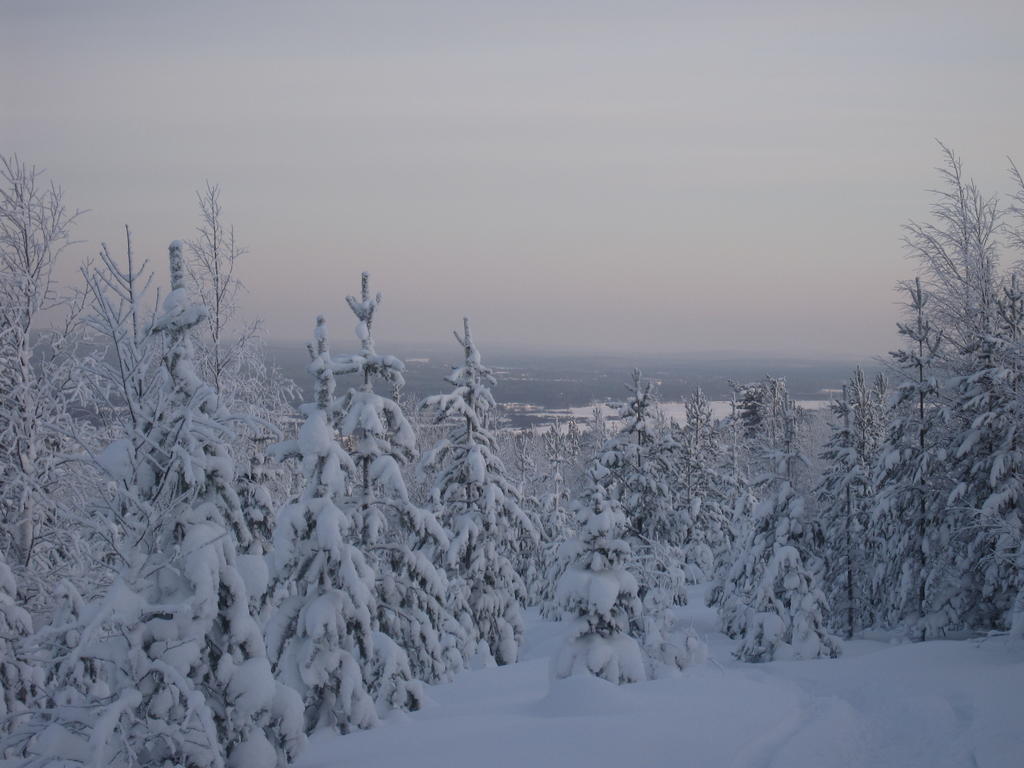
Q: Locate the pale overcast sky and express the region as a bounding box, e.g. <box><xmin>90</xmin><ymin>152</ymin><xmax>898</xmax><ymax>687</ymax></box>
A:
<box><xmin>3</xmin><ymin>1</ymin><xmax>1023</xmax><ymax>356</ymax></box>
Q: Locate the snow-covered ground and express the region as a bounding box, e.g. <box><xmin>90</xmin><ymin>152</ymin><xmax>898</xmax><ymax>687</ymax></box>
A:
<box><xmin>297</xmin><ymin>585</ymin><xmax>1023</xmax><ymax>768</ymax></box>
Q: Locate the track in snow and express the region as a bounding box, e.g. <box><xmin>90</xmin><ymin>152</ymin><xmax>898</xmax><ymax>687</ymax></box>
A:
<box><xmin>297</xmin><ymin>585</ymin><xmax>1024</xmax><ymax>768</ymax></box>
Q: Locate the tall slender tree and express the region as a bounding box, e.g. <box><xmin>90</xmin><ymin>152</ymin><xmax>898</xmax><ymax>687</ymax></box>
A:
<box><xmin>947</xmin><ymin>272</ymin><xmax>1024</xmax><ymax>633</ymax></box>
<box><xmin>421</xmin><ymin>318</ymin><xmax>537</xmax><ymax>665</ymax></box>
<box><xmin>874</xmin><ymin>279</ymin><xmax>960</xmax><ymax>639</ymax></box>
<box><xmin>533</xmin><ymin>421</ymin><xmax>575</xmax><ymax>612</ymax></box>
<box><xmin>674</xmin><ymin>388</ymin><xmax>730</xmax><ymax>581</ymax></box>
<box><xmin>818</xmin><ymin>370</ymin><xmax>887</xmax><ymax>638</ymax></box>
<box><xmin>599</xmin><ymin>370</ymin><xmax>687</xmax><ymax>611</ymax></box>
<box><xmin>264</xmin><ymin>316</ymin><xmax>378</xmax><ymax>735</ymax></box>
<box><xmin>333</xmin><ymin>273</ymin><xmax>456</xmax><ymax>696</ymax></box>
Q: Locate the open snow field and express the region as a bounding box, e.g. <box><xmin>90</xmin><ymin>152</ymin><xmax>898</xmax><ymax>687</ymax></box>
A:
<box><xmin>298</xmin><ymin>585</ymin><xmax>1023</xmax><ymax>768</ymax></box>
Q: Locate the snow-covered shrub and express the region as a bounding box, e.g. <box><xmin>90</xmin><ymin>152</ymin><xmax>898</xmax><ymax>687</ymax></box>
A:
<box><xmin>0</xmin><ymin>555</ymin><xmax>40</xmax><ymax>754</ymax></box>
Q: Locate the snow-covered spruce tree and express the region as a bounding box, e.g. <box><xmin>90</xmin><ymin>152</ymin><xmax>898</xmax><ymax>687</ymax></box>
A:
<box><xmin>534</xmin><ymin>421</ymin><xmax>576</xmax><ymax>614</ymax></box>
<box><xmin>998</xmin><ymin>166</ymin><xmax>1024</xmax><ymax>639</ymax></box>
<box><xmin>706</xmin><ymin>394</ymin><xmax>758</xmax><ymax>608</ymax></box>
<box><xmin>236</xmin><ymin>443</ymin><xmax>277</xmax><ymax>613</ymax></box>
<box><xmin>674</xmin><ymin>388</ymin><xmax>730</xmax><ymax>581</ymax></box>
<box><xmin>553</xmin><ymin>462</ymin><xmax>645</xmax><ymax>684</ymax></box>
<box><xmin>506</xmin><ymin>428</ymin><xmax>546</xmax><ymax>605</ymax></box>
<box><xmin>886</xmin><ymin>145</ymin><xmax>1006</xmax><ymax>640</ymax></box>
<box><xmin>540</xmin><ymin>421</ymin><xmax>573</xmax><ymax>544</ymax></box>
<box><xmin>734</xmin><ymin>377</ymin><xmax>791</xmax><ymax>451</ymax></box>
<box><xmin>509</xmin><ymin>428</ymin><xmax>539</xmax><ymax>492</ymax></box>
<box><xmin>264</xmin><ymin>315</ymin><xmax>378</xmax><ymax>734</ymax></box>
<box><xmin>818</xmin><ymin>379</ymin><xmax>854</xmax><ymax>637</ymax></box>
<box><xmin>587</xmin><ymin>405</ymin><xmax>609</xmax><ymax>457</ymax></box>
<box><xmin>714</xmin><ymin>377</ymin><xmax>808</xmax><ymax>607</ymax></box>
<box><xmin>238</xmin><ymin>446</ymin><xmax>280</xmax><ymax>557</ymax></box>
<box><xmin>421</xmin><ymin>318</ymin><xmax>538</xmax><ymax>666</ymax></box>
<box><xmin>945</xmin><ymin>271</ymin><xmax>1024</xmax><ymax>635</ymax></box>
<box><xmin>849</xmin><ymin>370</ymin><xmax>889</xmax><ymax>627</ymax></box>
<box><xmin>600</xmin><ymin>370</ymin><xmax>688</xmax><ymax>610</ymax></box>
<box><xmin>722</xmin><ymin>402</ymin><xmax>840</xmax><ymax>662</ymax></box>
<box><xmin>563</xmin><ymin>416</ymin><xmax>585</xmax><ymax>487</ymax></box>
<box><xmin>18</xmin><ymin>242</ymin><xmax>304</xmax><ymax>768</ymax></box>
<box><xmin>873</xmin><ymin>278</ymin><xmax>961</xmax><ymax>639</ymax></box>
<box><xmin>655</xmin><ymin>418</ymin><xmax>705</xmax><ymax>583</ymax></box>
<box><xmin>334</xmin><ymin>273</ymin><xmax>459</xmax><ymax>694</ymax></box>
<box><xmin>925</xmin><ymin>160</ymin><xmax>1024</xmax><ymax>638</ymax></box>
<box><xmin>817</xmin><ymin>370</ymin><xmax>887</xmax><ymax>638</ymax></box>
<box><xmin>874</xmin><ymin>146</ymin><xmax>1024</xmax><ymax>639</ymax></box>
<box><xmin>587</xmin><ymin>371</ymin><xmax>706</xmax><ymax>673</ymax></box>
<box><xmin>565</xmin><ymin>417</ymin><xmax>582</xmax><ymax>456</ymax></box>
